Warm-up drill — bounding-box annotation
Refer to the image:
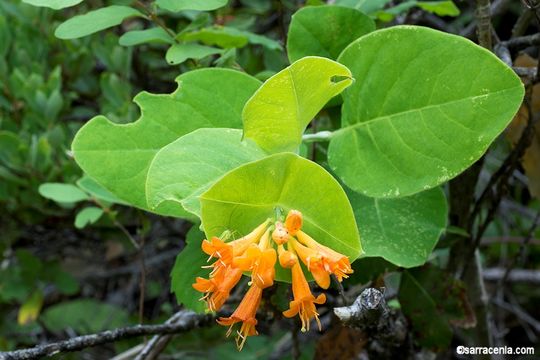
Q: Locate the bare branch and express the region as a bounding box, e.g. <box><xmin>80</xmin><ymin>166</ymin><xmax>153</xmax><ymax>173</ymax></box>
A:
<box><xmin>502</xmin><ymin>33</ymin><xmax>540</xmax><ymax>49</ymax></box>
<box><xmin>0</xmin><ymin>311</ymin><xmax>214</xmax><ymax>360</ymax></box>
<box><xmin>333</xmin><ymin>288</ymin><xmax>408</xmax><ymax>351</ymax></box>
<box><xmin>484</xmin><ymin>268</ymin><xmax>540</xmax><ymax>284</ymax></box>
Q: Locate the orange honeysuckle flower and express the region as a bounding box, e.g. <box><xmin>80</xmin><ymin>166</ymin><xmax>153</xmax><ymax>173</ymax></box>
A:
<box><xmin>296</xmin><ymin>230</ymin><xmax>353</xmax><ymax>282</ymax></box>
<box><xmin>291</xmin><ymin>239</ymin><xmax>331</xmax><ymax>289</ymax></box>
<box><xmin>217</xmin><ymin>285</ymin><xmax>263</xmax><ymax>350</ymax></box>
<box><xmin>277</xmin><ymin>244</ymin><xmax>297</xmax><ymax>268</ymax></box>
<box><xmin>283</xmin><ymin>262</ymin><xmax>326</xmax><ymax>332</ymax></box>
<box><xmin>285</xmin><ymin>210</ymin><xmax>303</xmax><ymax>236</ymax></box>
<box><xmin>228</xmin><ymin>219</ymin><xmax>271</xmax><ymax>256</ymax></box>
<box><xmin>192</xmin><ymin>266</ymin><xmax>243</xmax><ymax>311</ymax></box>
<box><xmin>201</xmin><ymin>220</ymin><xmax>270</xmax><ymax>264</ymax></box>
<box><xmin>201</xmin><ymin>236</ymin><xmax>233</xmax><ymax>267</ymax></box>
<box><xmin>236</xmin><ymin>246</ymin><xmax>277</xmax><ymax>289</ymax></box>
<box><xmin>234</xmin><ymin>230</ymin><xmax>277</xmax><ymax>289</ymax></box>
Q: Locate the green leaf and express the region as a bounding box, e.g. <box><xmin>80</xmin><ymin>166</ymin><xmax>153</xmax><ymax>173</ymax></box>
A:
<box><xmin>399</xmin><ymin>267</ymin><xmax>473</xmax><ymax>349</ymax></box>
<box><xmin>243</xmin><ymin>57</ymin><xmax>353</xmax><ymax>153</ymax></box>
<box><xmin>166</xmin><ymin>43</ymin><xmax>223</xmax><ymax>65</ymax></box>
<box><xmin>200</xmin><ymin>153</ymin><xmax>361</xmax><ymax>282</ymax></box>
<box><xmin>417</xmin><ymin>1</ymin><xmax>460</xmax><ymax>16</ymax></box>
<box><xmin>180</xmin><ymin>26</ymin><xmax>282</xmax><ymax>51</ymax></box>
<box><xmin>146</xmin><ymin>128</ymin><xmax>266</xmax><ymax>217</ymax></box>
<box><xmin>119</xmin><ymin>27</ymin><xmax>174</xmax><ymax>46</ymax></box>
<box><xmin>55</xmin><ymin>6</ymin><xmax>143</xmax><ymax>39</ymax></box>
<box><xmin>41</xmin><ymin>299</ymin><xmax>129</xmax><ymax>333</ymax></box>
<box><xmin>44</xmin><ymin>263</ymin><xmax>80</xmax><ymax>296</ymax></box>
<box><xmin>72</xmin><ymin>69</ymin><xmax>261</xmax><ymax>218</ymax></box>
<box><xmin>170</xmin><ymin>226</ymin><xmax>208</xmax><ymax>313</ymax></box>
<box><xmin>180</xmin><ymin>27</ymin><xmax>249</xmax><ymax>48</ymax></box>
<box><xmin>74</xmin><ymin>207</ymin><xmax>104</xmax><ymax>229</ymax></box>
<box><xmin>348</xmin><ymin>187</ymin><xmax>448</xmax><ymax>267</ymax></box>
<box><xmin>330</xmin><ymin>26</ymin><xmax>524</xmax><ymax>198</ymax></box>
<box><xmin>76</xmin><ymin>176</ymin><xmax>128</xmax><ymax>205</ymax></box>
<box><xmin>335</xmin><ymin>0</ymin><xmax>391</xmax><ymax>13</ymax></box>
<box><xmin>0</xmin><ymin>131</ymin><xmax>24</xmax><ymax>167</ymax></box>
<box><xmin>38</xmin><ymin>183</ymin><xmax>89</xmax><ymax>203</ymax></box>
<box><xmin>156</xmin><ymin>0</ymin><xmax>228</xmax><ymax>12</ymax></box>
<box><xmin>287</xmin><ymin>5</ymin><xmax>375</xmax><ymax>62</ymax></box>
<box><xmin>18</xmin><ymin>290</ymin><xmax>44</xmax><ymax>325</ymax></box>
<box><xmin>22</xmin><ymin>0</ymin><xmax>83</xmax><ymax>10</ymax></box>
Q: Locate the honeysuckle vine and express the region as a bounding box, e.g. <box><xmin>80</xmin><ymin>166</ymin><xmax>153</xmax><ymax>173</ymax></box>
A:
<box><xmin>67</xmin><ymin>13</ymin><xmax>523</xmax><ymax>353</ymax></box>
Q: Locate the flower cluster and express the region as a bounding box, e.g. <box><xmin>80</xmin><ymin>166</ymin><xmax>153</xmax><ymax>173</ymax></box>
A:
<box><xmin>192</xmin><ymin>210</ymin><xmax>353</xmax><ymax>350</ymax></box>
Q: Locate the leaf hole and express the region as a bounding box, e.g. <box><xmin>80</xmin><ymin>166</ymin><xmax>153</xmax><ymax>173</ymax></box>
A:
<box><xmin>330</xmin><ymin>75</ymin><xmax>352</xmax><ymax>84</ymax></box>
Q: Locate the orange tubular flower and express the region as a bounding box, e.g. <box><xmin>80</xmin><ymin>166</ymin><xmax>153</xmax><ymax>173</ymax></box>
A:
<box><xmin>291</xmin><ymin>239</ymin><xmax>331</xmax><ymax>289</ymax></box>
<box><xmin>285</xmin><ymin>210</ymin><xmax>303</xmax><ymax>236</ymax></box>
<box><xmin>217</xmin><ymin>285</ymin><xmax>263</xmax><ymax>350</ymax></box>
<box><xmin>234</xmin><ymin>230</ymin><xmax>277</xmax><ymax>289</ymax></box>
<box><xmin>296</xmin><ymin>230</ymin><xmax>353</xmax><ymax>282</ymax></box>
<box><xmin>193</xmin><ymin>266</ymin><xmax>243</xmax><ymax>311</ymax></box>
<box><xmin>228</xmin><ymin>219</ymin><xmax>271</xmax><ymax>256</ymax></box>
<box><xmin>202</xmin><ymin>236</ymin><xmax>233</xmax><ymax>265</ymax></box>
<box><xmin>283</xmin><ymin>262</ymin><xmax>326</xmax><ymax>332</ymax></box>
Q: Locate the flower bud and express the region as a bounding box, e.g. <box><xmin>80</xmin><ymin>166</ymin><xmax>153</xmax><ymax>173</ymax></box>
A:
<box><xmin>278</xmin><ymin>244</ymin><xmax>297</xmax><ymax>268</ymax></box>
<box><xmin>285</xmin><ymin>210</ymin><xmax>303</xmax><ymax>236</ymax></box>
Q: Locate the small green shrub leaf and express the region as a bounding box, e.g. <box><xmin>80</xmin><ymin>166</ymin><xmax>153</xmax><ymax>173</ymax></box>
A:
<box><xmin>22</xmin><ymin>0</ymin><xmax>83</xmax><ymax>10</ymax></box>
<box><xmin>119</xmin><ymin>27</ymin><xmax>174</xmax><ymax>46</ymax></box>
<box><xmin>165</xmin><ymin>43</ymin><xmax>223</xmax><ymax>65</ymax></box>
<box><xmin>156</xmin><ymin>0</ymin><xmax>228</xmax><ymax>12</ymax></box>
<box><xmin>417</xmin><ymin>1</ymin><xmax>460</xmax><ymax>16</ymax></box>
<box><xmin>38</xmin><ymin>183</ymin><xmax>89</xmax><ymax>203</ymax></box>
<box><xmin>55</xmin><ymin>6</ymin><xmax>143</xmax><ymax>39</ymax></box>
<box><xmin>243</xmin><ymin>57</ymin><xmax>352</xmax><ymax>153</ymax></box>
<box><xmin>74</xmin><ymin>207</ymin><xmax>104</xmax><ymax>229</ymax></box>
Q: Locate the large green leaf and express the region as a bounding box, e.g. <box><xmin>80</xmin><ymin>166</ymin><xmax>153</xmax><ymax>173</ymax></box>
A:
<box><xmin>287</xmin><ymin>6</ymin><xmax>375</xmax><ymax>62</ymax></box>
<box><xmin>243</xmin><ymin>57</ymin><xmax>353</xmax><ymax>153</ymax></box>
<box><xmin>22</xmin><ymin>0</ymin><xmax>83</xmax><ymax>10</ymax></box>
<box><xmin>156</xmin><ymin>0</ymin><xmax>228</xmax><ymax>12</ymax></box>
<box><xmin>200</xmin><ymin>153</ymin><xmax>361</xmax><ymax>281</ymax></box>
<box><xmin>170</xmin><ymin>225</ymin><xmax>208</xmax><ymax>313</ymax></box>
<box><xmin>348</xmin><ymin>187</ymin><xmax>447</xmax><ymax>267</ymax></box>
<box><xmin>72</xmin><ymin>69</ymin><xmax>261</xmax><ymax>217</ymax></box>
<box><xmin>55</xmin><ymin>6</ymin><xmax>143</xmax><ymax>39</ymax></box>
<box><xmin>146</xmin><ymin>128</ymin><xmax>266</xmax><ymax>217</ymax></box>
<box><xmin>330</xmin><ymin>26</ymin><xmax>524</xmax><ymax>198</ymax></box>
